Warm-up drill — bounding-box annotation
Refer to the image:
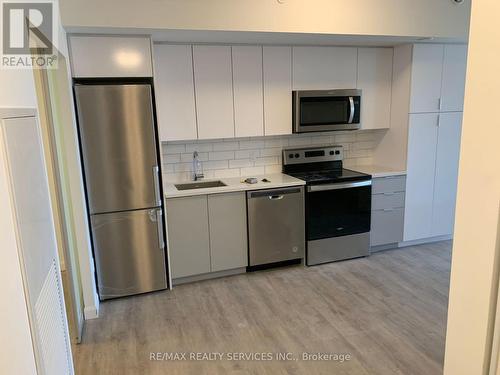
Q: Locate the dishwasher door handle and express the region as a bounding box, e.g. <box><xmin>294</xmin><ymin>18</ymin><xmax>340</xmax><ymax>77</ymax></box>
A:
<box><xmin>268</xmin><ymin>195</ymin><xmax>284</xmax><ymax>200</ymax></box>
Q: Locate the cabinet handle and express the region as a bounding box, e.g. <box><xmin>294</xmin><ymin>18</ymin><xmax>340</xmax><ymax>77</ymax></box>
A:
<box><xmin>156</xmin><ymin>209</ymin><xmax>165</xmax><ymax>250</ymax></box>
<box><xmin>438</xmin><ymin>98</ymin><xmax>442</xmax><ymax>111</ymax></box>
<box><xmin>268</xmin><ymin>195</ymin><xmax>284</xmax><ymax>200</ymax></box>
<box><xmin>383</xmin><ymin>192</ymin><xmax>395</xmax><ymax>196</ymax></box>
<box><xmin>383</xmin><ymin>208</ymin><xmax>394</xmax><ymax>212</ymax></box>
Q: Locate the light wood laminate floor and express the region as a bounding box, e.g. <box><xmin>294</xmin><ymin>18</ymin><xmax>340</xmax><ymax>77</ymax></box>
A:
<box><xmin>74</xmin><ymin>241</ymin><xmax>451</xmax><ymax>375</ymax></box>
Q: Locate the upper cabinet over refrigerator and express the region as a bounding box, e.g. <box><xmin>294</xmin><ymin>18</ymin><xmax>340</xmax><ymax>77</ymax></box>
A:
<box><xmin>74</xmin><ymin>84</ymin><xmax>161</xmax><ymax>214</ymax></box>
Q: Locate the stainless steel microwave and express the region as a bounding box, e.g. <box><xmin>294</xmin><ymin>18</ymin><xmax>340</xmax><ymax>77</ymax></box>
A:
<box><xmin>292</xmin><ymin>89</ymin><xmax>361</xmax><ymax>133</ymax></box>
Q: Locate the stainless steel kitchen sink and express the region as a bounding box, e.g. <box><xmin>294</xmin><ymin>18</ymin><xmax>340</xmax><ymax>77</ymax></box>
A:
<box><xmin>175</xmin><ymin>180</ymin><xmax>227</xmax><ymax>190</ymax></box>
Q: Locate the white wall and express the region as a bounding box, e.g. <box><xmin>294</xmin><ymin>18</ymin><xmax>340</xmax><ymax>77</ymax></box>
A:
<box><xmin>444</xmin><ymin>1</ymin><xmax>500</xmax><ymax>374</ymax></box>
<box><xmin>60</xmin><ymin>0</ymin><xmax>470</xmax><ymax>40</ymax></box>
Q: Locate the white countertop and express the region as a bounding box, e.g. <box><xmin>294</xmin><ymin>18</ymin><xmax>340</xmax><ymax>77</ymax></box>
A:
<box><xmin>349</xmin><ymin>165</ymin><xmax>406</xmax><ymax>178</ymax></box>
<box><xmin>164</xmin><ymin>173</ymin><xmax>306</xmax><ymax>198</ymax></box>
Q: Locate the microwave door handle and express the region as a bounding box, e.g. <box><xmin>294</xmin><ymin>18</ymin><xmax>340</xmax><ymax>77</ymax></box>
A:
<box><xmin>348</xmin><ymin>96</ymin><xmax>355</xmax><ymax>124</ymax></box>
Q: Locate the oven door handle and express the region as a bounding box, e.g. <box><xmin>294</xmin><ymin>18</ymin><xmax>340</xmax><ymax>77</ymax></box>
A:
<box><xmin>307</xmin><ymin>180</ymin><xmax>371</xmax><ymax>192</ymax></box>
<box><xmin>348</xmin><ymin>96</ymin><xmax>355</xmax><ymax>124</ymax></box>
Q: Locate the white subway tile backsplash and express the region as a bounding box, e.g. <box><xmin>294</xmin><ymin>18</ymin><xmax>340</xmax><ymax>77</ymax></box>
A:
<box><xmin>260</xmin><ymin>147</ymin><xmax>282</xmax><ymax>157</ymax></box>
<box><xmin>162</xmin><ymin>130</ymin><xmax>384</xmax><ymax>182</ymax></box>
<box><xmin>239</xmin><ymin>140</ymin><xmax>265</xmax><ymax>150</ymax></box>
<box><xmin>229</xmin><ymin>158</ymin><xmax>254</xmax><ymax>168</ymax></box>
<box><xmin>235</xmin><ymin>149</ymin><xmax>259</xmax><ymax>159</ymax></box>
<box><xmin>163</xmin><ymin>154</ymin><xmax>181</xmax><ymax>163</ymax></box>
<box><xmin>240</xmin><ymin>166</ymin><xmax>265</xmax><ymax>176</ymax></box>
<box><xmin>209</xmin><ymin>151</ymin><xmax>235</xmax><ymax>161</ymax></box>
<box><xmin>185</xmin><ymin>143</ymin><xmax>213</xmax><ymax>153</ymax></box>
<box><xmin>180</xmin><ymin>152</ymin><xmax>208</xmax><ymax>162</ymax></box>
<box><xmin>288</xmin><ymin>136</ymin><xmax>312</xmax><ymax>146</ymax></box>
<box><xmin>212</xmin><ymin>141</ymin><xmax>239</xmax><ymax>151</ymax></box>
<box><xmin>204</xmin><ymin>160</ymin><xmax>229</xmax><ymax>170</ymax></box>
<box><xmin>212</xmin><ymin>168</ymin><xmax>241</xmax><ymax>178</ymax></box>
<box><xmin>163</xmin><ymin>144</ymin><xmax>186</xmax><ymax>154</ymax></box>
<box><xmin>254</xmin><ymin>156</ymin><xmax>279</xmax><ymax>166</ymax></box>
<box><xmin>336</xmin><ymin>133</ymin><xmax>356</xmax><ymax>142</ymax></box>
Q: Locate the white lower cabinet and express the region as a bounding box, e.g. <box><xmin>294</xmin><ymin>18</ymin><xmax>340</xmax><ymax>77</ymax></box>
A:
<box><xmin>166</xmin><ymin>192</ymin><xmax>248</xmax><ymax>280</ymax></box>
<box><xmin>370</xmin><ymin>176</ymin><xmax>406</xmax><ymax>248</ymax></box>
<box><xmin>165</xmin><ymin>195</ymin><xmax>211</xmax><ymax>279</ymax></box>
<box><xmin>404</xmin><ymin>112</ymin><xmax>462</xmax><ymax>241</ymax></box>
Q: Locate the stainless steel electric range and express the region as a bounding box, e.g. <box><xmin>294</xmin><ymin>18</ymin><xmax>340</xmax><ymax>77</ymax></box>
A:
<box><xmin>283</xmin><ymin>145</ymin><xmax>372</xmax><ymax>266</ymax></box>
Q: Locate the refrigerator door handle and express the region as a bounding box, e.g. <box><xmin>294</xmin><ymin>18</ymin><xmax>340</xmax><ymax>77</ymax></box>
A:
<box><xmin>156</xmin><ymin>209</ymin><xmax>165</xmax><ymax>250</ymax></box>
<box><xmin>153</xmin><ymin>166</ymin><xmax>161</xmax><ymax>206</ymax></box>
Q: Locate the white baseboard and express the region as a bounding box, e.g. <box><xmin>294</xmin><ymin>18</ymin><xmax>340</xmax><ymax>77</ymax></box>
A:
<box><xmin>84</xmin><ymin>305</ymin><xmax>99</xmax><ymax>320</ymax></box>
<box><xmin>398</xmin><ymin>234</ymin><xmax>453</xmax><ymax>248</ymax></box>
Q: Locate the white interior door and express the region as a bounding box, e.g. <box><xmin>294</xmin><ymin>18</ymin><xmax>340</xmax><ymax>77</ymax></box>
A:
<box><xmin>432</xmin><ymin>112</ymin><xmax>463</xmax><ymax>236</ymax></box>
<box><xmin>404</xmin><ymin>113</ymin><xmax>439</xmax><ymax>241</ymax></box>
<box><xmin>1</xmin><ymin>115</ymin><xmax>73</xmax><ymax>375</ymax></box>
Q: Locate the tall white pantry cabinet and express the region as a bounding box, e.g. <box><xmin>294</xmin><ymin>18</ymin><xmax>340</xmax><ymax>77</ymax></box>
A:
<box><xmin>403</xmin><ymin>44</ymin><xmax>467</xmax><ymax>242</ymax></box>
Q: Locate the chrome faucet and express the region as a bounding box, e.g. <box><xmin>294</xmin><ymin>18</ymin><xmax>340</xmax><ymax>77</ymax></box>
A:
<box><xmin>192</xmin><ymin>151</ymin><xmax>204</xmax><ymax>181</ymax></box>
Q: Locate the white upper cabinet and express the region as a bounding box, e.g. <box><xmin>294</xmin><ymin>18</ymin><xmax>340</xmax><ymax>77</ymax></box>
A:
<box><xmin>193</xmin><ymin>45</ymin><xmax>235</xmax><ymax>139</ymax></box>
<box><xmin>263</xmin><ymin>46</ymin><xmax>293</xmax><ymax>136</ymax></box>
<box><xmin>409</xmin><ymin>44</ymin><xmax>444</xmax><ymax>113</ymax></box>
<box><xmin>292</xmin><ymin>46</ymin><xmax>357</xmax><ymax>90</ymax></box>
<box><xmin>409</xmin><ymin>44</ymin><xmax>467</xmax><ymax>114</ymax></box>
<box><xmin>232</xmin><ymin>46</ymin><xmax>264</xmax><ymax>137</ymax></box>
<box><xmin>431</xmin><ymin>112</ymin><xmax>463</xmax><ymax>237</ymax></box>
<box><xmin>404</xmin><ymin>113</ymin><xmax>439</xmax><ymax>241</ymax></box>
<box><xmin>153</xmin><ymin>44</ymin><xmax>197</xmax><ymax>141</ymax></box>
<box><xmin>357</xmin><ymin>48</ymin><xmax>393</xmax><ymax>129</ymax></box>
<box><xmin>441</xmin><ymin>45</ymin><xmax>468</xmax><ymax>112</ymax></box>
<box><xmin>69</xmin><ymin>36</ymin><xmax>153</xmax><ymax>78</ymax></box>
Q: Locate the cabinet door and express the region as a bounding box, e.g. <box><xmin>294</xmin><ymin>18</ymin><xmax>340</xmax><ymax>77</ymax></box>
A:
<box><xmin>371</xmin><ymin>208</ymin><xmax>404</xmax><ymax>247</ymax></box>
<box><xmin>409</xmin><ymin>44</ymin><xmax>444</xmax><ymax>113</ymax></box>
<box><xmin>292</xmin><ymin>46</ymin><xmax>357</xmax><ymax>90</ymax></box>
<box><xmin>357</xmin><ymin>48</ymin><xmax>393</xmax><ymax>129</ymax></box>
<box><xmin>232</xmin><ymin>46</ymin><xmax>264</xmax><ymax>137</ymax></box>
<box><xmin>208</xmin><ymin>192</ymin><xmax>248</xmax><ymax>272</ymax></box>
<box><xmin>153</xmin><ymin>44</ymin><xmax>197</xmax><ymax>141</ymax></box>
<box><xmin>165</xmin><ymin>196</ymin><xmax>211</xmax><ymax>279</ymax></box>
<box><xmin>69</xmin><ymin>36</ymin><xmax>153</xmax><ymax>78</ymax></box>
<box><xmin>404</xmin><ymin>113</ymin><xmax>439</xmax><ymax>241</ymax></box>
<box><xmin>432</xmin><ymin>112</ymin><xmax>463</xmax><ymax>237</ymax></box>
<box><xmin>441</xmin><ymin>45</ymin><xmax>468</xmax><ymax>112</ymax></box>
<box><xmin>193</xmin><ymin>46</ymin><xmax>234</xmax><ymax>139</ymax></box>
<box><xmin>263</xmin><ymin>46</ymin><xmax>292</xmax><ymax>136</ymax></box>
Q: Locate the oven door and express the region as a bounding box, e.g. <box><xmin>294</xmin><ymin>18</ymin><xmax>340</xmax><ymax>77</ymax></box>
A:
<box><xmin>306</xmin><ymin>180</ymin><xmax>371</xmax><ymax>240</ymax></box>
<box><xmin>293</xmin><ymin>90</ymin><xmax>361</xmax><ymax>133</ymax></box>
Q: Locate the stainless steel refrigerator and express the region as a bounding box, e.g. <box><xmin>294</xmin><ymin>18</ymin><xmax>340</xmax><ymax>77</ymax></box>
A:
<box><xmin>74</xmin><ymin>83</ymin><xmax>167</xmax><ymax>300</ymax></box>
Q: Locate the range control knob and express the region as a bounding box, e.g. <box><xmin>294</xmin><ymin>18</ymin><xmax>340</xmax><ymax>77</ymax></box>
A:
<box><xmin>329</xmin><ymin>151</ymin><xmax>334</xmax><ymax>155</ymax></box>
<box><xmin>294</xmin><ymin>153</ymin><xmax>300</xmax><ymax>158</ymax></box>
<box><xmin>288</xmin><ymin>153</ymin><xmax>294</xmax><ymax>158</ymax></box>
<box><xmin>335</xmin><ymin>150</ymin><xmax>340</xmax><ymax>155</ymax></box>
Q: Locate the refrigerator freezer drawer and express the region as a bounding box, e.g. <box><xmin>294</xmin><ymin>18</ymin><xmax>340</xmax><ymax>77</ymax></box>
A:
<box><xmin>75</xmin><ymin>84</ymin><xmax>161</xmax><ymax>214</ymax></box>
<box><xmin>91</xmin><ymin>208</ymin><xmax>167</xmax><ymax>300</ymax></box>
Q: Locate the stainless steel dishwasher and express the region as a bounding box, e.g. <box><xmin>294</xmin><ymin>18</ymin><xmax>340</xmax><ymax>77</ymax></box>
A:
<box><xmin>247</xmin><ymin>187</ymin><xmax>305</xmax><ymax>269</ymax></box>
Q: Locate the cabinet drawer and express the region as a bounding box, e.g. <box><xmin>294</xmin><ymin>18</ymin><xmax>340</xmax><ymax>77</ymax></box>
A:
<box><xmin>371</xmin><ymin>208</ymin><xmax>404</xmax><ymax>247</ymax></box>
<box><xmin>372</xmin><ymin>176</ymin><xmax>406</xmax><ymax>194</ymax></box>
<box><xmin>372</xmin><ymin>192</ymin><xmax>405</xmax><ymax>210</ymax></box>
